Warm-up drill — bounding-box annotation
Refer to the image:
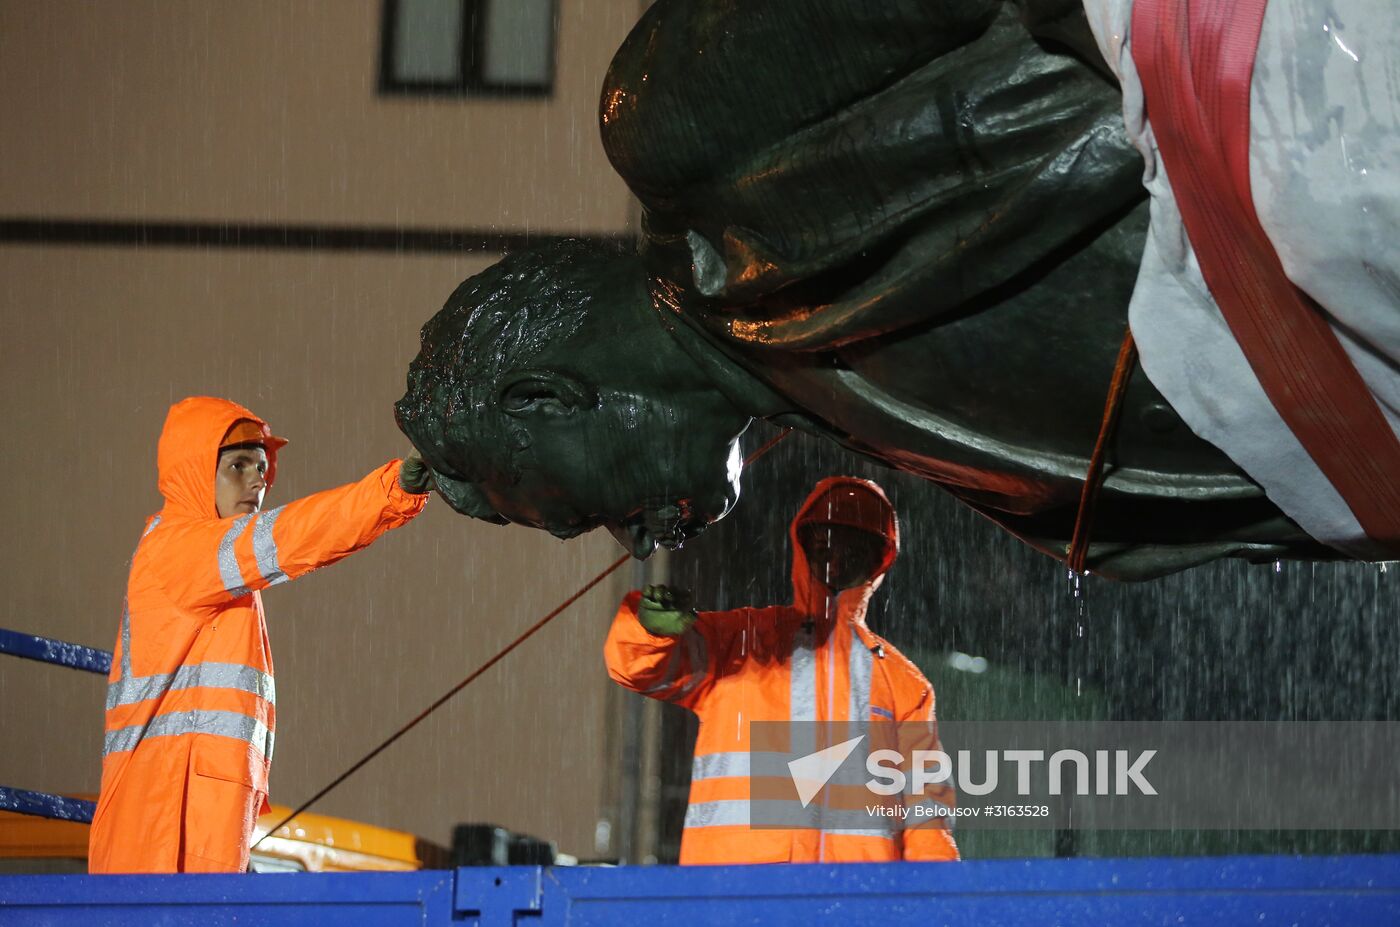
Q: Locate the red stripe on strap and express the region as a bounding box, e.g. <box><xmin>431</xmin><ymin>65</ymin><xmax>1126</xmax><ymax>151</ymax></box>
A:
<box><xmin>1132</xmin><ymin>0</ymin><xmax>1400</xmax><ymax>549</ymax></box>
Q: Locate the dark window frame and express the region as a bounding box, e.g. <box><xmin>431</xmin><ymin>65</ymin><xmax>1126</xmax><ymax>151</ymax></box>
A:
<box><xmin>378</xmin><ymin>0</ymin><xmax>558</xmax><ymax>99</ymax></box>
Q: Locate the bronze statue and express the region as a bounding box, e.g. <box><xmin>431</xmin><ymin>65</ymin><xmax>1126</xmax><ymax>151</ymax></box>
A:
<box><xmin>397</xmin><ymin>0</ymin><xmax>1396</xmax><ymax>579</ymax></box>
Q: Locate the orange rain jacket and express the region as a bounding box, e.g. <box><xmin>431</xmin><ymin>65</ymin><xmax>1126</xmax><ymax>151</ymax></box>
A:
<box><xmin>89</xmin><ymin>397</ymin><xmax>427</xmax><ymax>873</ymax></box>
<box><xmin>605</xmin><ymin>477</ymin><xmax>959</xmax><ymax>865</ymax></box>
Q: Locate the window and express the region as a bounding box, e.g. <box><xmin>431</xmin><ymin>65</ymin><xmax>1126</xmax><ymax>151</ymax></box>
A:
<box><xmin>379</xmin><ymin>0</ymin><xmax>557</xmax><ymax>97</ymax></box>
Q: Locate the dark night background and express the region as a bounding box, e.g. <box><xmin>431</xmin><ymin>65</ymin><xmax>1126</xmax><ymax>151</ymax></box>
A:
<box><xmin>665</xmin><ymin>422</ymin><xmax>1399</xmax><ymax>860</ymax></box>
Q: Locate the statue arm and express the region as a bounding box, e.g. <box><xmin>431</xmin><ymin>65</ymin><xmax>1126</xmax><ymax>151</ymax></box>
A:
<box><xmin>606</xmin><ymin>0</ymin><xmax>1142</xmax><ymax>352</ymax></box>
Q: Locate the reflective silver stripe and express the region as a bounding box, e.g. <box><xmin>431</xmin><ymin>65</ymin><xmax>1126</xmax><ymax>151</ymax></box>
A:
<box><xmin>820</xmin><ymin>765</ymin><xmax>875</xmax><ymax>788</ymax></box>
<box><xmin>102</xmin><ymin>724</ymin><xmax>142</xmax><ymax>756</ymax></box>
<box><xmin>750</xmin><ymin>751</ymin><xmax>870</xmax><ymax>787</ymax></box>
<box><xmin>107</xmin><ymin>670</ymin><xmax>172</xmax><ymax>711</ymax></box>
<box><xmin>790</xmin><ymin>627</ymin><xmax>816</xmax><ymax>722</ymax></box>
<box><xmin>672</xmin><ymin>629</ymin><xmax>709</xmax><ymax>699</ymax></box>
<box><xmin>684</xmin><ymin>799</ymin><xmax>749</xmax><ymax>829</ymax></box>
<box><xmin>790</xmin><ymin>625</ymin><xmax>817</xmax><ymax>761</ymax></box>
<box><xmin>103</xmin><ymin>709</ymin><xmax>272</xmax><ymax>758</ymax></box>
<box><xmin>105</xmin><ymin>661</ymin><xmax>276</xmax><ymax>711</ymax></box>
<box><xmin>218</xmin><ymin>514</ymin><xmax>254</xmax><ymax>598</ymax></box>
<box><xmin>251</xmin><ymin>507</ymin><xmax>288</xmax><ymax>586</ymax></box>
<box><xmin>114</xmin><ymin>517</ymin><xmax>161</xmax><ymax>684</ymax></box>
<box><xmin>810</xmin><ymin>629</ymin><xmax>878</xmax><ymax>848</ymax></box>
<box><xmin>691</xmin><ymin>751</ymin><xmax>750</xmax><ymax>781</ymax></box>
<box><xmin>194</xmin><ymin>663</ymin><xmax>275</xmax><ymax>703</ymax></box>
<box><xmin>118</xmin><ymin>599</ymin><xmax>133</xmax><ymax>679</ymax></box>
<box><xmin>848</xmin><ymin>634</ymin><xmax>873</xmax><ymax>725</ymax></box>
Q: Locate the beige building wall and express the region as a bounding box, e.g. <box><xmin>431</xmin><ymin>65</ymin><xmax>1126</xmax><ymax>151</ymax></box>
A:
<box><xmin>0</xmin><ymin>0</ymin><xmax>645</xmax><ymax>860</ymax></box>
<box><xmin>0</xmin><ymin>0</ymin><xmax>636</xmax><ymax>231</ymax></box>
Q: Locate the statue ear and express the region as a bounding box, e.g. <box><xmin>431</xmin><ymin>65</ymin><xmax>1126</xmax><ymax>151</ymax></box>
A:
<box><xmin>498</xmin><ymin>369</ymin><xmax>596</xmax><ymax>418</ymax></box>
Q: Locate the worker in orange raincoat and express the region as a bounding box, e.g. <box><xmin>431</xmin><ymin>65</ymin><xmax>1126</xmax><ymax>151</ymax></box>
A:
<box><xmin>89</xmin><ymin>396</ymin><xmax>433</xmax><ymax>873</ymax></box>
<box><xmin>605</xmin><ymin>477</ymin><xmax>959</xmax><ymax>864</ymax></box>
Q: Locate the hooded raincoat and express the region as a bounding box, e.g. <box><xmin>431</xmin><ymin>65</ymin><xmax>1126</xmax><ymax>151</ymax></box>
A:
<box><xmin>89</xmin><ymin>396</ymin><xmax>427</xmax><ymax>873</ymax></box>
<box><xmin>604</xmin><ymin>477</ymin><xmax>958</xmax><ymax>864</ymax></box>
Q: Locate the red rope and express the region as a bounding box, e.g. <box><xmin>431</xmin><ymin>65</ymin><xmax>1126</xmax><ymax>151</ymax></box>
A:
<box><xmin>255</xmin><ymin>428</ymin><xmax>793</xmax><ymax>846</ymax></box>
<box><xmin>1067</xmin><ymin>329</ymin><xmax>1138</xmax><ymax>575</ymax></box>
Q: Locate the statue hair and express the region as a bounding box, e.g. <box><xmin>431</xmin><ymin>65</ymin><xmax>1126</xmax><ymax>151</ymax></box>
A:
<box><xmin>396</xmin><ymin>238</ymin><xmax>640</xmax><ymax>486</ymax></box>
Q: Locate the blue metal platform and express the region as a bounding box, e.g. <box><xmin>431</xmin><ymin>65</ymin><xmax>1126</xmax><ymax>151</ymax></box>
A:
<box><xmin>1</xmin><ymin>854</ymin><xmax>1397</xmax><ymax>925</ymax></box>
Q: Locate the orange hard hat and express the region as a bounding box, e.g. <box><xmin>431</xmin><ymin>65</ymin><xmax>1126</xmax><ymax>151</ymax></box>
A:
<box><xmin>801</xmin><ymin>480</ymin><xmax>892</xmax><ymax>537</ymax></box>
<box><xmin>219</xmin><ymin>419</ymin><xmax>289</xmax><ymax>453</ymax></box>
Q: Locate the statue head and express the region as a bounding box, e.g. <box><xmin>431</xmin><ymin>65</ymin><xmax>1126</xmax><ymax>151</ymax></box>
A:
<box><xmin>396</xmin><ymin>239</ymin><xmax>752</xmax><ymax>557</ymax></box>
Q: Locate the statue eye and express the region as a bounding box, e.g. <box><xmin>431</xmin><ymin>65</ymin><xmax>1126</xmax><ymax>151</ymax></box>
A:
<box><xmin>499</xmin><ymin>370</ymin><xmax>595</xmax><ymax>417</ymax></box>
<box><xmin>502</xmin><ymin>381</ymin><xmax>562</xmax><ymax>412</ymax></box>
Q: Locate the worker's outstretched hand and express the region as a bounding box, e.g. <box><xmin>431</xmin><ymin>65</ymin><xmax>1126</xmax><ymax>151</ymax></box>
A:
<box><xmin>638</xmin><ymin>584</ymin><xmax>698</xmax><ymax>636</ymax></box>
<box><xmin>399</xmin><ymin>450</ymin><xmax>435</xmax><ymax>494</ymax></box>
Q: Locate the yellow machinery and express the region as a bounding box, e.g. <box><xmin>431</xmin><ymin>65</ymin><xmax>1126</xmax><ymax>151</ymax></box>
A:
<box><xmin>0</xmin><ymin>796</ymin><xmax>446</xmax><ymax>874</ymax></box>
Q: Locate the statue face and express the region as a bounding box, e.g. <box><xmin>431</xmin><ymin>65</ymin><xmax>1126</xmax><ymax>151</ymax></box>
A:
<box><xmin>470</xmin><ymin>373</ymin><xmax>749</xmax><ymax>557</ymax></box>
<box><xmin>396</xmin><ymin>242</ymin><xmax>753</xmax><ymax>558</ymax></box>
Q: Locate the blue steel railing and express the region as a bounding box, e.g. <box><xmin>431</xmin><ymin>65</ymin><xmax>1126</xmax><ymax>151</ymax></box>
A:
<box><xmin>0</xmin><ymin>855</ymin><xmax>1398</xmax><ymax>924</ymax></box>
<box><xmin>0</xmin><ymin>628</ymin><xmax>111</xmax><ymax>675</ymax></box>
<box><xmin>0</xmin><ymin>788</ymin><xmax>95</xmax><ymax>823</ymax></box>
<box><xmin>2</xmin><ymin>626</ymin><xmax>1399</xmax><ymax>923</ymax></box>
<box><xmin>0</xmin><ymin>628</ymin><xmax>111</xmax><ymax>824</ymax></box>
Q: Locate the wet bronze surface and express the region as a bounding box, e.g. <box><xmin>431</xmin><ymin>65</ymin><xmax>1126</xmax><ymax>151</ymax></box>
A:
<box><xmin>398</xmin><ymin>1</ymin><xmax>1331</xmax><ymax>579</ymax></box>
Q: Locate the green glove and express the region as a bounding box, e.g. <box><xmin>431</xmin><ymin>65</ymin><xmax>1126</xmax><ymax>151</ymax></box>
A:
<box><xmin>398</xmin><ymin>450</ymin><xmax>435</xmax><ymax>494</ymax></box>
<box><xmin>637</xmin><ymin>584</ymin><xmax>698</xmax><ymax>636</ymax></box>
